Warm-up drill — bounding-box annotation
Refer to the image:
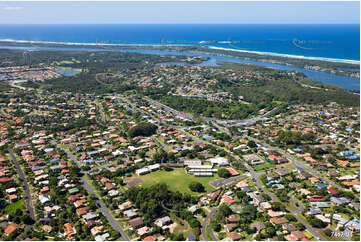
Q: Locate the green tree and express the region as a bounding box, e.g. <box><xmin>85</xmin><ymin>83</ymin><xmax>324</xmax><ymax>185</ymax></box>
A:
<box><xmin>217</xmin><ymin>168</ymin><xmax>231</xmax><ymax>178</ymax></box>
<box><xmin>212</xmin><ymin>222</ymin><xmax>221</xmax><ymax>232</ymax></box>
<box><xmin>188</xmin><ymin>182</ymin><xmax>205</xmax><ymax>193</ymax></box>
<box><xmin>248</xmin><ymin>140</ymin><xmax>257</xmax><ymax>148</ymax></box>
<box><xmin>128</xmin><ymin>121</ymin><xmax>157</xmax><ymax>138</ymax></box>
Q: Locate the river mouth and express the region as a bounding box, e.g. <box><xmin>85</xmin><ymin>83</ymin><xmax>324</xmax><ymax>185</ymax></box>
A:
<box><xmin>0</xmin><ymin>45</ymin><xmax>359</xmax><ymax>90</ymax></box>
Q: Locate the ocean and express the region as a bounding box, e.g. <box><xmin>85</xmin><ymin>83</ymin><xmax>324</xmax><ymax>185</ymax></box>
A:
<box><xmin>0</xmin><ymin>24</ymin><xmax>359</xmax><ymax>62</ymax></box>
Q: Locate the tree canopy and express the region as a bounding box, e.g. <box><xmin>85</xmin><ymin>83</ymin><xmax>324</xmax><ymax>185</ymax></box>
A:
<box><xmin>188</xmin><ymin>182</ymin><xmax>205</xmax><ymax>193</ymax></box>
<box><xmin>128</xmin><ymin>121</ymin><xmax>157</xmax><ymax>138</ymax></box>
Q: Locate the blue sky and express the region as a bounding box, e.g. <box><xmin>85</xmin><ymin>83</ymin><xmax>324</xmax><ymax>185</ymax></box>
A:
<box><xmin>0</xmin><ymin>1</ymin><xmax>359</xmax><ymax>24</ymax></box>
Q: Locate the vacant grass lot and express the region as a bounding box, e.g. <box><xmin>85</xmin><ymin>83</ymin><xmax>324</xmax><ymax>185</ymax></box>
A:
<box><xmin>253</xmin><ymin>162</ymin><xmax>275</xmax><ymax>171</ymax></box>
<box><xmin>140</xmin><ymin>169</ymin><xmax>218</xmax><ymax>195</ymax></box>
<box><xmin>4</xmin><ymin>199</ymin><xmax>25</xmax><ymax>215</ymax></box>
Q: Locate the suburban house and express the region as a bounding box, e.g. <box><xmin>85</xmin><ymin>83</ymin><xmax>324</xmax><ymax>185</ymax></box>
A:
<box><xmin>209</xmin><ymin>157</ymin><xmax>229</xmax><ymax>166</ymax></box>
<box><xmin>242</xmin><ymin>154</ymin><xmax>265</xmax><ymax>166</ymax></box>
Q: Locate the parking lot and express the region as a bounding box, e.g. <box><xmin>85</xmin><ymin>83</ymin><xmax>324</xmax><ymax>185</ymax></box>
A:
<box><xmin>209</xmin><ymin>174</ymin><xmax>249</xmax><ymax>189</ymax></box>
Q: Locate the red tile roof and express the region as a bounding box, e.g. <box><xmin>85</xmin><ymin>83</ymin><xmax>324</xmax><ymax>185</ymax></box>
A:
<box><xmin>227</xmin><ymin>168</ymin><xmax>239</xmax><ymax>176</ymax></box>
<box><xmin>5</xmin><ymin>224</ymin><xmax>17</xmax><ymax>236</ymax></box>
<box><xmin>208</xmin><ymin>192</ymin><xmax>218</xmax><ymax>200</ymax></box>
<box><xmin>0</xmin><ymin>177</ymin><xmax>13</xmax><ymax>183</ymax></box>
<box><xmin>222</xmin><ymin>195</ymin><xmax>236</xmax><ymax>205</ymax></box>
<box><xmin>308</xmin><ymin>196</ymin><xmax>324</xmax><ymax>202</ymax></box>
<box><xmin>143</xmin><ymin>236</ymin><xmax>155</xmax><ymax>241</ymax></box>
<box><xmin>327</xmin><ymin>188</ymin><xmax>339</xmax><ymax>195</ymax></box>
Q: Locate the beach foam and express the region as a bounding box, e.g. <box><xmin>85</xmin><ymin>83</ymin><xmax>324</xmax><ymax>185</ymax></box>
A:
<box><xmin>0</xmin><ymin>38</ymin><xmax>359</xmax><ymax>65</ymax></box>
<box><xmin>208</xmin><ymin>46</ymin><xmax>360</xmax><ymax>65</ymax></box>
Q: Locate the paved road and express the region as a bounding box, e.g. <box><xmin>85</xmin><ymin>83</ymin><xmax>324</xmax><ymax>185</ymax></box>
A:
<box><xmin>143</xmin><ymin>96</ymin><xmax>282</xmax><ymax>127</ymax></box>
<box><xmin>144</xmin><ymin>96</ymin><xmax>196</xmax><ymax>121</ymax></box>
<box><xmin>182</xmin><ymin>130</ymin><xmax>327</xmax><ymax>241</ymax></box>
<box><xmin>245</xmin><ymin>161</ymin><xmax>327</xmax><ymax>240</ymax></box>
<box><xmin>207</xmin><ymin>208</ymin><xmax>218</xmax><ymax>241</ymax></box>
<box><xmin>57</xmin><ymin>144</ymin><xmax>130</xmax><ymax>241</ymax></box>
<box><xmin>152</xmin><ymin>136</ymin><xmax>171</xmax><ymax>151</ymax></box>
<box><xmin>121</xmin><ymin>95</ymin><xmax>327</xmax><ymax>240</ymax></box>
<box><xmin>246</xmin><ymin>136</ymin><xmax>346</xmax><ymax>192</ymax></box>
<box><xmin>80</xmin><ymin>176</ymin><xmax>130</xmax><ymax>241</ymax></box>
<box><xmin>220</xmin><ymin>106</ymin><xmax>283</xmax><ymax>127</ymax></box>
<box><xmin>96</xmin><ymin>102</ymin><xmax>107</xmax><ymax>123</ymax></box>
<box><xmin>232</xmin><ymin>138</ymin><xmax>328</xmax><ymax>240</ymax></box>
<box><xmin>290</xmin><ymin>196</ymin><xmax>304</xmax><ymax>214</ymax></box>
<box><xmin>201</xmin><ymin>208</ymin><xmax>218</xmax><ymax>241</ymax></box>
<box><xmin>8</xmin><ymin>148</ymin><xmax>35</xmax><ymax>221</ymax></box>
<box><xmin>8</xmin><ymin>80</ymin><xmax>32</xmax><ymax>91</ymax></box>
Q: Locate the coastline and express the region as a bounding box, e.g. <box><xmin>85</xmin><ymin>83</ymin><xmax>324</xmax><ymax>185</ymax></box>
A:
<box><xmin>0</xmin><ymin>38</ymin><xmax>359</xmax><ymax>65</ymax></box>
<box><xmin>208</xmin><ymin>46</ymin><xmax>360</xmax><ymax>65</ymax></box>
<box><xmin>0</xmin><ymin>39</ymin><xmax>359</xmax><ymax>89</ymax></box>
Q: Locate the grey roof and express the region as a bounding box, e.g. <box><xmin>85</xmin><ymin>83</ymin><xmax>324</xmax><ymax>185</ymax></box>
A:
<box><xmin>32</xmin><ymin>165</ymin><xmax>47</xmax><ymax>171</ymax></box>
<box><xmin>83</xmin><ymin>212</ymin><xmax>98</xmax><ymax>220</ymax></box>
<box><xmin>250</xmin><ymin>222</ymin><xmax>266</xmax><ymax>231</ymax></box>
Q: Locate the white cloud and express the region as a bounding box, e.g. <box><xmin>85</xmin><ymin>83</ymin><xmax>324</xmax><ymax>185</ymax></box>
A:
<box><xmin>3</xmin><ymin>6</ymin><xmax>23</xmax><ymax>11</ymax></box>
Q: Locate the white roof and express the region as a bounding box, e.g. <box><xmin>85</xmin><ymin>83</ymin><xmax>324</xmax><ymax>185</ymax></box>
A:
<box><xmin>260</xmin><ymin>202</ymin><xmax>272</xmax><ymax>208</ymax></box>
<box><xmin>148</xmin><ymin>164</ymin><xmax>160</xmax><ymax>170</ymax></box>
<box><xmin>95</xmin><ymin>233</ymin><xmax>109</xmax><ymax>242</ymax></box>
<box><xmin>188</xmin><ymin>169</ymin><xmax>217</xmax><ymax>173</ymax></box>
<box><xmin>136</xmin><ymin>167</ymin><xmax>149</xmax><ymax>174</ymax></box>
<box><xmin>137</xmin><ymin>226</ymin><xmax>150</xmax><ymax>236</ymax></box>
<box><xmin>108</xmin><ymin>190</ymin><xmax>119</xmax><ymax>197</ymax></box>
<box><xmin>194</xmin><ymin>172</ymin><xmax>213</xmax><ymax>176</ymax></box>
<box><xmin>39</xmin><ymin>180</ymin><xmax>49</xmax><ymax>185</ymax></box>
<box><xmin>315</xmin><ymin>214</ymin><xmax>331</xmax><ymax>223</ymax></box>
<box><xmin>338</xmin><ymin>175</ymin><xmax>358</xmax><ymax>181</ymax></box>
<box><xmin>209</xmin><ymin>157</ymin><xmax>229</xmax><ymax>165</ymax></box>
<box><xmin>184</xmin><ymin>160</ymin><xmax>202</xmax><ymax>166</ymax></box>
<box><xmin>39</xmin><ymin>194</ymin><xmax>50</xmax><ymax>204</ymax></box>
<box><xmin>5</xmin><ymin>188</ymin><xmax>16</xmax><ymax>194</ymax></box>
<box><xmin>112</xmin><ymin>150</ymin><xmax>123</xmax><ymax>156</ymax></box>
<box><xmin>83</xmin><ymin>212</ymin><xmax>97</xmax><ymax>220</ymax></box>
<box><xmin>134</xmin><ymin>159</ymin><xmax>143</xmax><ymax>163</ymax></box>
<box><xmin>188</xmin><ymin>165</ymin><xmax>213</xmax><ymax>169</ymax></box>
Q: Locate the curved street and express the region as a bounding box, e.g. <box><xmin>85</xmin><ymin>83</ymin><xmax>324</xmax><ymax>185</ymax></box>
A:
<box><xmin>201</xmin><ymin>207</ymin><xmax>218</xmax><ymax>241</ymax></box>
<box><xmin>208</xmin><ymin>208</ymin><xmax>218</xmax><ymax>241</ymax></box>
<box><xmin>246</xmin><ymin>136</ymin><xmax>346</xmax><ymax>192</ymax></box>
<box><xmin>185</xmin><ymin>128</ymin><xmax>328</xmax><ymax>241</ymax></box>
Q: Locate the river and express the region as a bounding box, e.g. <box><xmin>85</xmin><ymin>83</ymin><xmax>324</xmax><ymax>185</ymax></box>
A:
<box><xmin>0</xmin><ymin>45</ymin><xmax>359</xmax><ymax>90</ymax></box>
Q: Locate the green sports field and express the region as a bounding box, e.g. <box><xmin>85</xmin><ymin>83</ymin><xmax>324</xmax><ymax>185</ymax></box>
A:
<box><xmin>139</xmin><ymin>168</ymin><xmax>219</xmax><ymax>195</ymax></box>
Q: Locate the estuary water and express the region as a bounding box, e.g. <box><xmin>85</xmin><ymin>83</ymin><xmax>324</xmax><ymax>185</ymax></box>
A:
<box><xmin>0</xmin><ymin>45</ymin><xmax>359</xmax><ymax>90</ymax></box>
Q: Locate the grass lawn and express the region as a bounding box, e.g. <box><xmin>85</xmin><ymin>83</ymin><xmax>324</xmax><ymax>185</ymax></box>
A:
<box><xmin>83</xmin><ymin>174</ymin><xmax>102</xmax><ymax>198</ymax></box>
<box><xmin>206</xmin><ymin>224</ymin><xmax>213</xmax><ymax>241</ymax></box>
<box><xmin>60</xmin><ymin>60</ymin><xmax>74</xmax><ymax>64</ymax></box>
<box><xmin>272</xmin><ymin>100</ymin><xmax>286</xmax><ymax>105</ymax></box>
<box><xmin>254</xmin><ymin>162</ymin><xmax>275</xmax><ymax>171</ymax></box>
<box><xmin>4</xmin><ymin>199</ymin><xmax>25</xmax><ymax>215</ymax></box>
<box><xmin>319</xmin><ymin>231</ymin><xmax>344</xmax><ymax>241</ymax></box>
<box><xmin>140</xmin><ymin>169</ymin><xmax>218</xmax><ymax>195</ymax></box>
<box><xmin>170</xmin><ymin>215</ymin><xmax>193</xmax><ymax>238</ymax></box>
<box><xmin>339</xmin><ymin>168</ymin><xmax>357</xmax><ymax>176</ymax></box>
